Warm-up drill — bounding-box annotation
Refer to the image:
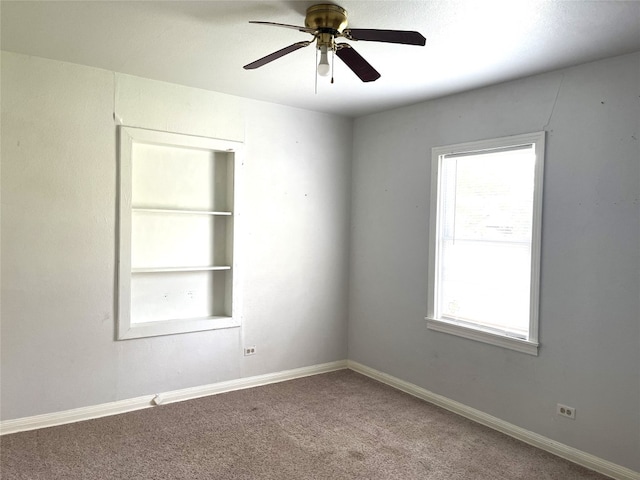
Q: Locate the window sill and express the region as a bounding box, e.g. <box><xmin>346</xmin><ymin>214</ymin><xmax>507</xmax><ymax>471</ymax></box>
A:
<box><xmin>425</xmin><ymin>318</ymin><xmax>539</xmax><ymax>356</ymax></box>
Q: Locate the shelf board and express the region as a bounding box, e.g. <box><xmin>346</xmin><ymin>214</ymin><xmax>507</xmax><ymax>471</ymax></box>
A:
<box><xmin>132</xmin><ymin>266</ymin><xmax>231</xmax><ymax>273</ymax></box>
<box><xmin>132</xmin><ymin>208</ymin><xmax>232</xmax><ymax>216</ymax></box>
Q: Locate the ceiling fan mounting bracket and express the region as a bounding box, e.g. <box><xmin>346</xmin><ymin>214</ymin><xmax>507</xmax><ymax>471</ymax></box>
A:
<box><xmin>305</xmin><ymin>4</ymin><xmax>348</xmax><ymax>33</ymax></box>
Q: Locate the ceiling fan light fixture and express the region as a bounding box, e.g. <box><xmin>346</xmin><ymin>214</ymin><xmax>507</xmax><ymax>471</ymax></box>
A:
<box><xmin>317</xmin><ymin>44</ymin><xmax>331</xmax><ymax>76</ymax></box>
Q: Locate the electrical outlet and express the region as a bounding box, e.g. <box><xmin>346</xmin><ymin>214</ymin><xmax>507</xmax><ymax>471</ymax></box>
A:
<box><xmin>556</xmin><ymin>403</ymin><xmax>576</xmax><ymax>419</ymax></box>
<box><xmin>244</xmin><ymin>346</ymin><xmax>256</xmax><ymax>356</ymax></box>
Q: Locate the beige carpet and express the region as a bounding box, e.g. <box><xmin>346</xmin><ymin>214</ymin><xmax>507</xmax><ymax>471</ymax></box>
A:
<box><xmin>1</xmin><ymin>370</ymin><xmax>609</xmax><ymax>479</ymax></box>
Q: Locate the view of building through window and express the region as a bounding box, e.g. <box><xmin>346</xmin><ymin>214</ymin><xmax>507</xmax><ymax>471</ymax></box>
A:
<box><xmin>436</xmin><ymin>145</ymin><xmax>536</xmax><ymax>338</ymax></box>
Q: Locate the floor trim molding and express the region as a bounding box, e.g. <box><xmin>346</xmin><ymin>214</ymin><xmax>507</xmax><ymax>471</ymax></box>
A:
<box><xmin>347</xmin><ymin>360</ymin><xmax>639</xmax><ymax>480</ymax></box>
<box><xmin>0</xmin><ymin>360</ymin><xmax>348</xmax><ymax>435</ymax></box>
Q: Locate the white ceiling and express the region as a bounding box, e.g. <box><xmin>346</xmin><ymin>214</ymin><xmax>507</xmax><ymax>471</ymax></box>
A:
<box><xmin>2</xmin><ymin>1</ymin><xmax>640</xmax><ymax>117</ymax></box>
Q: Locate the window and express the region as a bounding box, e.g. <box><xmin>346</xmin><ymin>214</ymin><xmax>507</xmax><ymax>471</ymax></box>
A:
<box><xmin>117</xmin><ymin>126</ymin><xmax>242</xmax><ymax>339</ymax></box>
<box><xmin>426</xmin><ymin>132</ymin><xmax>545</xmax><ymax>355</ymax></box>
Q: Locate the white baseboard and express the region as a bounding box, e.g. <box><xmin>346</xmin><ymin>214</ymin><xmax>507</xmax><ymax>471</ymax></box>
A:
<box><xmin>0</xmin><ymin>360</ymin><xmax>348</xmax><ymax>435</ymax></box>
<box><xmin>347</xmin><ymin>360</ymin><xmax>639</xmax><ymax>480</ymax></box>
<box><xmin>0</xmin><ymin>395</ymin><xmax>157</xmax><ymax>436</ymax></box>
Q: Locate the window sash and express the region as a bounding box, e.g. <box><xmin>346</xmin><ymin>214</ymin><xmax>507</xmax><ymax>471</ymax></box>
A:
<box><xmin>426</xmin><ymin>132</ymin><xmax>545</xmax><ymax>355</ymax></box>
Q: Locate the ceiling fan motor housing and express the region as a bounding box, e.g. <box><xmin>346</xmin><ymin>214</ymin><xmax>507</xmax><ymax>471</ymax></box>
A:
<box><xmin>305</xmin><ymin>4</ymin><xmax>348</xmax><ymax>33</ymax></box>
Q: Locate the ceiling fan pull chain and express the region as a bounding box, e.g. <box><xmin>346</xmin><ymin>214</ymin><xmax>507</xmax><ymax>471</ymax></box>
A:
<box><xmin>314</xmin><ymin>45</ymin><xmax>318</xmax><ymax>94</ymax></box>
<box><xmin>331</xmin><ymin>47</ymin><xmax>335</xmax><ymax>84</ymax></box>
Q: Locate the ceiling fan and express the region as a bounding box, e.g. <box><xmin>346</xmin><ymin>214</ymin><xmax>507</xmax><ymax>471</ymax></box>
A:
<box><xmin>243</xmin><ymin>3</ymin><xmax>426</xmax><ymax>82</ymax></box>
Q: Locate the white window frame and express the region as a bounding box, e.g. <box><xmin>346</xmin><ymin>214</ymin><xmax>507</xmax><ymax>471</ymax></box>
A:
<box><xmin>426</xmin><ymin>131</ymin><xmax>545</xmax><ymax>355</ymax></box>
<box><xmin>117</xmin><ymin>126</ymin><xmax>243</xmax><ymax>340</ymax></box>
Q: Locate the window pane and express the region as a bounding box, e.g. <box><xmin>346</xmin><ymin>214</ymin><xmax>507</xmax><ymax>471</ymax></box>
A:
<box><xmin>437</xmin><ymin>147</ymin><xmax>535</xmax><ymax>337</ymax></box>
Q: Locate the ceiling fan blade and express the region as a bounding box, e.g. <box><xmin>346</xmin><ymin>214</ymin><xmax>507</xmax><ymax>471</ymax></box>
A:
<box><xmin>249</xmin><ymin>21</ymin><xmax>316</xmax><ymax>35</ymax></box>
<box><xmin>343</xmin><ymin>29</ymin><xmax>426</xmax><ymax>46</ymax></box>
<box><xmin>243</xmin><ymin>41</ymin><xmax>311</xmax><ymax>70</ymax></box>
<box><xmin>335</xmin><ymin>45</ymin><xmax>381</xmax><ymax>82</ymax></box>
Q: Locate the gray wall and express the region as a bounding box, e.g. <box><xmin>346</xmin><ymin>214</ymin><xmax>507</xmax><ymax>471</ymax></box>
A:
<box><xmin>1</xmin><ymin>52</ymin><xmax>352</xmax><ymax>420</ymax></box>
<box><xmin>348</xmin><ymin>52</ymin><xmax>640</xmax><ymax>471</ymax></box>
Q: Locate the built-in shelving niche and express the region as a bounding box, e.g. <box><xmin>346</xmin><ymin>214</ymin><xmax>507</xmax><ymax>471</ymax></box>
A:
<box><xmin>117</xmin><ymin>126</ymin><xmax>242</xmax><ymax>339</ymax></box>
